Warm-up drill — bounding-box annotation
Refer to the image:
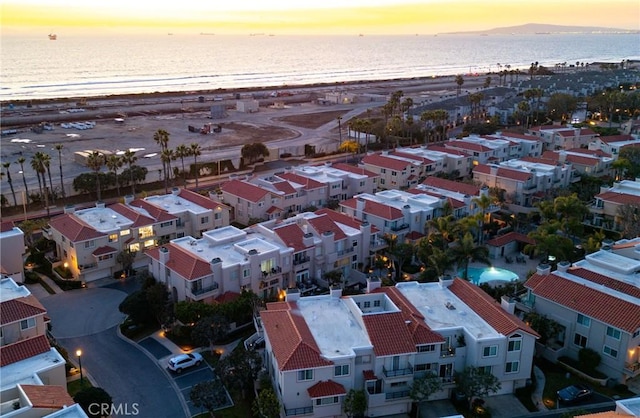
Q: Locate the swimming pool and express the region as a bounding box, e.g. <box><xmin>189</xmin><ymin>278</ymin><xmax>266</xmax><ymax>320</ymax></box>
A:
<box><xmin>460</xmin><ymin>267</ymin><xmax>519</xmax><ymax>285</ymax></box>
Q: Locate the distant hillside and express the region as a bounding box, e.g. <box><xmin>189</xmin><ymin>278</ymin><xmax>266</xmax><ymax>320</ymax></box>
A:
<box><xmin>442</xmin><ymin>23</ymin><xmax>636</xmax><ymax>35</ymax></box>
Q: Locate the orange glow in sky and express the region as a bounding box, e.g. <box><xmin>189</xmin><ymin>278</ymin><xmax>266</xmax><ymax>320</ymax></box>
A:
<box><xmin>2</xmin><ymin>0</ymin><xmax>638</xmax><ymax>35</ymax></box>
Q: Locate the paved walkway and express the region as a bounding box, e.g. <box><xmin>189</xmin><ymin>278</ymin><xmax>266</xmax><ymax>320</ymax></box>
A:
<box><xmin>24</xmin><ymin>272</ymin><xmax>64</xmax><ymax>299</ymax></box>
<box><xmin>531</xmin><ymin>365</ymin><xmax>548</xmax><ymax>411</ymax></box>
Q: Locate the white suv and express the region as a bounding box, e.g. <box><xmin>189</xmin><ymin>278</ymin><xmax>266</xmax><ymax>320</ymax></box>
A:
<box><xmin>167</xmin><ymin>353</ymin><xmax>203</xmax><ymax>373</ymax></box>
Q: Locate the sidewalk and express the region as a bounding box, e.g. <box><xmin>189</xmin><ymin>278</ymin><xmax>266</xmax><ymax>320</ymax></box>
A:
<box><xmin>531</xmin><ymin>365</ymin><xmax>548</xmax><ymax>411</ymax></box>
<box><xmin>147</xmin><ymin>329</ymin><xmax>242</xmax><ymax>361</ymax></box>
<box><xmin>25</xmin><ymin>272</ymin><xmax>64</xmax><ymax>298</ymax></box>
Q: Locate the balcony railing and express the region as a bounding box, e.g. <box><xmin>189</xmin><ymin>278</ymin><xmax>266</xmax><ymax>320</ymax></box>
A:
<box><xmin>390</xmin><ymin>223</ymin><xmax>410</xmax><ymax>232</ymax></box>
<box><xmin>440</xmin><ymin>346</ymin><xmax>456</xmax><ymax>357</ymax></box>
<box><xmin>285</xmin><ymin>406</ymin><xmax>313</xmax><ymax>416</ymax></box>
<box><xmin>293</xmin><ymin>256</ymin><xmax>310</xmax><ymax>265</ymax></box>
<box><xmin>337</xmin><ymin>247</ymin><xmax>355</xmax><ymax>256</ymax></box>
<box><xmin>191</xmin><ymin>282</ymin><xmax>219</xmax><ymax>296</ymax></box>
<box><xmin>383</xmin><ymin>364</ymin><xmax>413</xmax><ymax>378</ymax></box>
<box><xmin>385</xmin><ymin>390</ymin><xmax>410</xmax><ymax>400</ymax></box>
<box><xmin>624</xmin><ymin>361</ymin><xmax>640</xmax><ymax>375</ymax></box>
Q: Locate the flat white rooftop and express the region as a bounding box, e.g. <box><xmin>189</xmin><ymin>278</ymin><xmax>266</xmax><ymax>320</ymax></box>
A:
<box><xmin>616</xmin><ymin>396</ymin><xmax>640</xmax><ymax>416</ymax></box>
<box><xmin>0</xmin><ymin>348</ymin><xmax>65</xmax><ymax>391</ymax></box>
<box><xmin>501</xmin><ymin>159</ymin><xmax>557</xmax><ymax>174</ymax></box>
<box><xmin>610</xmin><ymin>179</ymin><xmax>640</xmax><ymax>197</ymax></box>
<box><xmin>293</xmin><ymin>165</ymin><xmax>367</xmax><ymax>182</ymax></box>
<box><xmin>296</xmin><ymin>295</ymin><xmax>372</xmax><ymax>359</ymax></box>
<box><xmin>145</xmin><ymin>193</ymin><xmax>209</xmax><ymax>215</ymax></box>
<box><xmin>396</xmin><ymin>281</ymin><xmax>500</xmax><ymax>339</ymax></box>
<box><xmin>0</xmin><ymin>277</ymin><xmax>31</xmax><ymax>302</ymax></box>
<box><xmin>0</xmin><ymin>226</ymin><xmax>23</xmax><ymax>239</ymax></box>
<box><xmin>74</xmin><ymin>206</ymin><xmax>132</xmax><ymax>233</ymax></box>
<box><xmin>364</xmin><ymin>190</ymin><xmax>441</xmax><ymax>211</ymax></box>
<box><xmin>584</xmin><ymin>250</ymin><xmax>640</xmax><ymax>276</ymax></box>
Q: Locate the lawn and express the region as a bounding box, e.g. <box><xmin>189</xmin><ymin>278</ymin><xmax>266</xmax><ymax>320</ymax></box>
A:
<box><xmin>67</xmin><ymin>379</ymin><xmax>93</xmax><ymax>397</ymax></box>
<box><xmin>193</xmin><ymin>391</ymin><xmax>255</xmax><ymax>418</ymax></box>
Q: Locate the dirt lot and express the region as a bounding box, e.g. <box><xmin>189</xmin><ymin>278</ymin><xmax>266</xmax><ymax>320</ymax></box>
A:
<box><xmin>275</xmin><ymin>110</ymin><xmax>347</xmax><ymax>129</ymax></box>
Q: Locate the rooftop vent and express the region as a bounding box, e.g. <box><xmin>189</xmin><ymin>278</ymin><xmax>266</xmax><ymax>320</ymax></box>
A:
<box><xmin>248</xmin><ymin>249</ymin><xmax>258</xmax><ymax>255</ymax></box>
<box><xmin>211</xmin><ymin>257</ymin><xmax>222</xmax><ymax>264</ymax></box>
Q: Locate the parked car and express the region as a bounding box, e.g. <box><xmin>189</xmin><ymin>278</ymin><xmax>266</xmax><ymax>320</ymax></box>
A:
<box><xmin>557</xmin><ymin>384</ymin><xmax>592</xmax><ymax>404</ymax></box>
<box><xmin>167</xmin><ymin>353</ymin><xmax>203</xmax><ymax>373</ymax></box>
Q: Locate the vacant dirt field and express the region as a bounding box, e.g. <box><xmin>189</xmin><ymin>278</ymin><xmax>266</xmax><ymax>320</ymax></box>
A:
<box><xmin>275</xmin><ymin>110</ymin><xmax>347</xmax><ymax>129</ymax></box>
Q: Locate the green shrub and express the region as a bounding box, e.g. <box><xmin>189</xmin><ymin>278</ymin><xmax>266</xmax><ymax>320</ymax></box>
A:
<box><xmin>24</xmin><ymin>271</ymin><xmax>40</xmax><ymax>284</ymax></box>
<box><xmin>578</xmin><ymin>348</ymin><xmax>601</xmax><ymax>372</ymax></box>
<box><xmin>54</xmin><ymin>265</ymin><xmax>73</xmax><ymax>279</ymax></box>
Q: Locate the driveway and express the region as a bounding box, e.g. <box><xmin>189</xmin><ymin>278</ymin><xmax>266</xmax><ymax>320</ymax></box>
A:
<box><xmin>41</xmin><ymin>287</ymin><xmax>188</xmax><ymax>418</ymax></box>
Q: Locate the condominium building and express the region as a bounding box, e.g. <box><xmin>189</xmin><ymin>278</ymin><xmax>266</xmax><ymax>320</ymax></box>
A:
<box><xmin>260</xmin><ymin>277</ymin><xmax>538</xmax><ymax>417</ymax></box>
<box><xmin>527</xmin><ymin>125</ymin><xmax>598</xmax><ymax>150</ymax></box>
<box><xmin>523</xmin><ymin>238</ymin><xmax>640</xmax><ymax>384</ymax></box>
<box><xmin>0</xmin><ymin>222</ymin><xmax>25</xmax><ymax>283</ymax></box>
<box><xmin>588</xmin><ymin>134</ymin><xmax>640</xmax><ymax>157</ymax></box>
<box><xmin>588</xmin><ymin>178</ymin><xmax>640</xmax><ymax>231</ymax></box>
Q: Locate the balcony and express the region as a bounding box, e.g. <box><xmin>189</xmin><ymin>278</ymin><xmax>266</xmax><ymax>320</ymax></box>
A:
<box><xmin>624</xmin><ymin>361</ymin><xmax>640</xmax><ymax>376</ymax></box>
<box><xmin>284</xmin><ymin>406</ymin><xmax>313</xmax><ymax>416</ymax></box>
<box><xmin>390</xmin><ymin>223</ymin><xmax>410</xmax><ymax>232</ymax></box>
<box><xmin>383</xmin><ymin>363</ymin><xmax>413</xmax><ymax>378</ymax></box>
<box><xmin>385</xmin><ymin>390</ymin><xmax>410</xmax><ymax>400</ymax></box>
<box><xmin>440</xmin><ymin>346</ymin><xmax>456</xmax><ymax>357</ymax></box>
<box><xmin>191</xmin><ymin>282</ymin><xmax>219</xmax><ymax>296</ymax></box>
<box><xmin>337</xmin><ymin>247</ymin><xmax>354</xmax><ymax>256</ymax></box>
<box><xmin>293</xmin><ymin>256</ymin><xmax>310</xmax><ymax>266</ymax></box>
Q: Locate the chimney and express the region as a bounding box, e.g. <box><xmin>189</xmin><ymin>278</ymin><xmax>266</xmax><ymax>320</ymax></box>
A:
<box><xmin>601</xmin><ymin>238</ymin><xmax>614</xmax><ymax>251</ymax></box>
<box><xmin>171</xmin><ymin>187</ymin><xmax>179</xmax><ymax>196</ymax></box>
<box><xmin>366</xmin><ymin>276</ymin><xmax>381</xmax><ymax>293</ymax></box>
<box><xmin>330</xmin><ymin>285</ymin><xmax>343</xmax><ymax>298</ymax></box>
<box><xmin>302</xmin><ymin>232</ymin><xmax>314</xmax><ymax>247</ymax></box>
<box><xmin>500</xmin><ymin>295</ymin><xmax>516</xmax><ymax>315</ymax></box>
<box><xmin>536</xmin><ymin>263</ymin><xmax>551</xmax><ymax>275</ymax></box>
<box><xmin>558</xmin><ymin>151</ymin><xmax>567</xmax><ymax>164</ymax></box>
<box><xmin>557</xmin><ymin>261</ymin><xmax>571</xmax><ymax>273</ymax></box>
<box><xmin>439</xmin><ymin>274</ymin><xmax>454</xmax><ymax>288</ymax></box>
<box><xmin>286</xmin><ymin>288</ymin><xmax>300</xmax><ymax>302</ymax></box>
<box><xmin>124</xmin><ymin>195</ymin><xmax>135</xmax><ymax>205</ymax></box>
<box><xmin>64</xmin><ymin>204</ymin><xmax>75</xmax><ymax>214</ymax></box>
<box><xmin>159</xmin><ymin>246</ymin><xmax>170</xmax><ymax>265</ymax></box>
<box><xmin>356</xmin><ymin>197</ymin><xmax>365</xmax><ymax>215</ymax></box>
<box><xmin>96</xmin><ymin>201</ymin><xmax>106</xmax><ymax>209</ymax></box>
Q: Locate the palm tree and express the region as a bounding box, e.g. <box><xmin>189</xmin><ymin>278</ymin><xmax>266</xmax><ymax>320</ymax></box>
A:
<box><xmin>54</xmin><ymin>144</ymin><xmax>66</xmax><ymax>201</ymax></box>
<box><xmin>450</xmin><ymin>232</ymin><xmax>490</xmax><ymax>281</ymax></box>
<box><xmin>160</xmin><ymin>148</ymin><xmax>175</xmax><ymax>192</ymax></box>
<box><xmin>17</xmin><ymin>157</ymin><xmax>29</xmax><ymax>198</ymax></box>
<box><xmin>153</xmin><ymin>129</ymin><xmax>170</xmax><ymax>188</ymax></box>
<box><xmin>472</xmin><ymin>194</ymin><xmax>494</xmax><ymax>244</ymax></box>
<box><xmin>121</xmin><ymin>150</ymin><xmax>138</xmax><ymax>195</ymax></box>
<box><xmin>41</xmin><ymin>153</ymin><xmax>54</xmax><ymax>203</ymax></box>
<box><xmin>455</xmin><ymin>75</ymin><xmax>464</xmax><ymax>98</ymax></box>
<box><xmin>87</xmin><ymin>151</ymin><xmax>105</xmax><ymax>201</ymax></box>
<box><xmin>30</xmin><ymin>152</ymin><xmax>46</xmax><ymax>197</ymax></box>
<box><xmin>175</xmin><ymin>144</ymin><xmax>191</xmax><ymax>188</ymax></box>
<box><xmin>105</xmin><ymin>154</ymin><xmax>123</xmax><ymax>196</ymax></box>
<box><xmin>2</xmin><ymin>162</ymin><xmax>17</xmax><ymax>206</ymax></box>
<box><xmin>190</xmin><ymin>143</ymin><xmax>201</xmax><ymax>189</ymax></box>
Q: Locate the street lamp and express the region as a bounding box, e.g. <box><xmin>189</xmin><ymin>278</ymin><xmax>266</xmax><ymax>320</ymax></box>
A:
<box><xmin>76</xmin><ymin>349</ymin><xmax>83</xmax><ymax>385</ymax></box>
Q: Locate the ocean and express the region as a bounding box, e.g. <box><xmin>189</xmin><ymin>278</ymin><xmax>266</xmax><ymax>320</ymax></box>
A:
<box><xmin>1</xmin><ymin>33</ymin><xmax>639</xmax><ymax>101</ymax></box>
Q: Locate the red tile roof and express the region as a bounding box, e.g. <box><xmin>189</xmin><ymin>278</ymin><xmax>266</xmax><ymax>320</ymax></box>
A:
<box><xmin>598</xmin><ymin>134</ymin><xmax>635</xmax><ymax>143</ymax></box>
<box><xmin>221</xmin><ymin>180</ymin><xmax>270</xmax><ymax>202</ymax></box>
<box><xmin>0</xmin><ymin>335</ymin><xmax>51</xmax><ymax>366</ymax></box>
<box><xmin>564</xmin><ymin>154</ymin><xmax>600</xmax><ymax>167</ymax></box>
<box><xmin>519</xmin><ymin>156</ymin><xmax>558</xmax><ymax>166</ymax></box>
<box><xmin>266</xmin><ymin>206</ymin><xmax>283</xmax><ymax>215</ymax></box>
<box><xmin>391</xmin><ymin>151</ymin><xmax>434</xmax><ymax>165</ymax></box>
<box><xmin>362</xmin><ymin>311</ymin><xmax>417</xmax><ymax>356</ymax></box>
<box><xmin>92</xmin><ymin>245</ymin><xmax>118</xmax><ymax>256</ymax></box>
<box><xmin>446</xmin><ymin>141</ymin><xmax>491</xmax><ymax>152</ymax></box>
<box><xmin>474</xmin><ymin>164</ymin><xmax>532</xmax><ymax>182</ymax></box>
<box><xmin>178</xmin><ymin>188</ymin><xmax>225</xmax><ymax>211</ymax></box>
<box><xmin>363</xmin><ymin>370</ymin><xmax>377</xmax><ymax>380</ymax></box>
<box><xmin>260</xmin><ymin>304</ymin><xmax>333</xmax><ymax>371</ymax></box>
<box><xmin>427</xmin><ymin>145</ymin><xmax>468</xmax><ymax>156</ymax></box>
<box><xmin>0</xmin><ymin>221</ymin><xmax>15</xmax><ymax>233</ymax></box>
<box><xmin>596</xmin><ymin>191</ymin><xmax>640</xmax><ymax>206</ymax></box>
<box><xmin>405</xmin><ymin>231</ymin><xmax>425</xmax><ymax>241</ymax></box>
<box><xmin>146</xmin><ymin>244</ymin><xmax>212</xmax><ymax>280</ymax></box>
<box><xmin>315</xmin><ymin>208</ymin><xmax>369</xmax><ymax>231</ymax></box>
<box><xmin>568</xmin><ymin>267</ymin><xmax>640</xmax><ymax>299</ymax></box>
<box><xmin>1</xmin><ymin>296</ymin><xmax>47</xmax><ymax>325</ymax></box>
<box><xmin>274</xmin><ymin>223</ymin><xmax>310</xmax><ymax>252</ymax></box>
<box><xmin>129</xmin><ymin>199</ymin><xmax>178</xmax><ymax>222</ymax></box>
<box><xmin>362</xmin><ymin>154</ymin><xmax>412</xmax><ymax>171</ymax></box>
<box><xmin>380</xmin><ymin>287</ymin><xmax>444</xmax><ymax>345</ymax></box>
<box><xmin>277</xmin><ymin>172</ymin><xmax>325</xmax><ymax>191</ymax></box>
<box><xmin>525</xmin><ymin>272</ymin><xmax>640</xmax><ymax>333</ymax></box>
<box><xmin>496</xmin><ymin>132</ymin><xmax>542</xmax><ymax>142</ymax></box>
<box><xmin>307</xmin><ymin>214</ymin><xmax>347</xmax><ymax>240</ymax></box>
<box><xmin>21</xmin><ymin>385</ymin><xmax>75</xmax><ymax>409</ymax></box>
<box><xmin>341</xmin><ymin>198</ymin><xmax>403</xmax><ymax>221</ymax></box>
<box><xmin>110</xmin><ymin>203</ymin><xmax>156</xmax><ymax>228</ymax></box>
<box><xmin>331</xmin><ymin>163</ymin><xmax>378</xmax><ymax>178</ymax></box>
<box><xmin>422</xmin><ymin>176</ymin><xmax>480</xmax><ymax>196</ymax></box>
<box><xmin>565</xmin><ymin>148</ymin><xmax>611</xmax><ymax>158</ymax></box>
<box><xmin>486</xmin><ymin>232</ymin><xmax>535</xmax><ymax>247</ymax></box>
<box><xmin>273</xmin><ymin>181</ymin><xmax>297</xmax><ymax>195</ymax></box>
<box><xmin>449</xmin><ymin>278</ymin><xmax>539</xmax><ymax>337</ymax></box>
<box><xmin>307</xmin><ymin>380</ymin><xmax>347</xmax><ymax>398</ymax></box>
<box><xmin>215</xmin><ymin>291</ymin><xmax>241</xmax><ymax>304</ymax></box>
<box><xmin>49</xmin><ymin>214</ymin><xmax>105</xmax><ymax>242</ymax></box>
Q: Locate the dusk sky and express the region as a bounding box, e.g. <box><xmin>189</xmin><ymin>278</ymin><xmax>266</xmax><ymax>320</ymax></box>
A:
<box><xmin>2</xmin><ymin>0</ymin><xmax>639</xmax><ymax>35</ymax></box>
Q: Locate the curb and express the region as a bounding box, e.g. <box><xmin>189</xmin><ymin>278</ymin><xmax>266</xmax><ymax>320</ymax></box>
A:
<box><xmin>116</xmin><ymin>325</ymin><xmax>192</xmax><ymax>418</ymax></box>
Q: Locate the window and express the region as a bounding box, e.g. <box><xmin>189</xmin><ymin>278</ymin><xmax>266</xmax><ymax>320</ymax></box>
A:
<box><xmin>243</xmin><ymin>268</ymin><xmax>251</xmax><ymax>278</ymax></box>
<box><xmin>334</xmin><ymin>365</ymin><xmax>349</xmax><ymax>376</ymax></box>
<box><xmin>479</xmin><ymin>366</ymin><xmax>492</xmax><ymax>374</ymax></box>
<box><xmin>139</xmin><ymin>226</ymin><xmax>153</xmax><ymax>239</ymax></box>
<box><xmin>603</xmin><ymin>345</ymin><xmax>618</xmax><ymax>358</ymax></box>
<box><xmin>84</xmin><ymin>240</ymin><xmax>95</xmax><ymax>249</ymax></box>
<box><xmin>574</xmin><ymin>333</ymin><xmax>588</xmax><ymax>348</ymax></box>
<box><xmin>633</xmin><ymin>329</ymin><xmax>640</xmax><ymax>339</ymax></box>
<box><xmin>373</xmin><ymin>300</ymin><xmax>381</xmax><ymax>307</ymax></box>
<box><xmin>98</xmin><ymin>254</ymin><xmax>113</xmax><ymax>261</ymax></box>
<box><xmin>606</xmin><ymin>326</ymin><xmax>621</xmax><ymax>340</ymax></box>
<box><xmin>391</xmin><ymin>170</ymin><xmax>397</xmax><ymax>176</ymax></box>
<box><xmin>482</xmin><ymin>346</ymin><xmax>498</xmax><ymax>357</ymax></box>
<box><xmin>417</xmin><ymin>344</ymin><xmax>435</xmax><ymax>353</ymax></box>
<box><xmin>297</xmin><ymin>369</ymin><xmax>313</xmax><ymax>381</ymax></box>
<box><xmin>577</xmin><ymin>314</ymin><xmax>591</xmax><ymax>327</ymax></box>
<box><xmin>315</xmin><ymin>397</ymin><xmax>338</xmax><ymax>406</ymax></box>
<box><xmin>505</xmin><ymin>361</ymin><xmax>519</xmax><ymax>373</ymax></box>
<box><xmin>61</xmin><ymin>236</ymin><xmax>66</xmax><ymax>242</ymax></box>
<box><xmin>363</xmin><ymin>301</ymin><xmax>370</xmax><ymax>308</ymax></box>
<box><xmin>380</xmin><ymin>168</ymin><xmax>386</xmax><ymax>174</ymax></box>
<box><xmin>120</xmin><ymin>229</ymin><xmax>130</xmax><ymax>236</ymax></box>
<box><xmin>21</xmin><ymin>317</ymin><xmax>36</xmax><ymax>330</ymax></box>
<box><xmin>108</xmin><ymin>233</ymin><xmax>118</xmax><ymax>242</ymax></box>
<box><xmin>214</xmin><ymin>213</ymin><xmax>221</xmax><ymax>220</ymax></box>
<box><xmin>355</xmin><ymin>355</ymin><xmax>371</xmax><ymax>365</ymax></box>
<box><xmin>129</xmin><ymin>243</ymin><xmax>141</xmax><ymax>253</ymax></box>
<box><xmin>508</xmin><ymin>340</ymin><xmax>522</xmax><ymax>352</ymax></box>
<box><xmin>380</xmin><ymin>179</ymin><xmax>386</xmax><ymax>185</ymax></box>
<box><xmin>160</xmin><ymin>221</ymin><xmax>173</xmax><ymax>228</ymax></box>
<box><xmin>144</xmin><ymin>239</ymin><xmax>155</xmax><ymax>248</ymax></box>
